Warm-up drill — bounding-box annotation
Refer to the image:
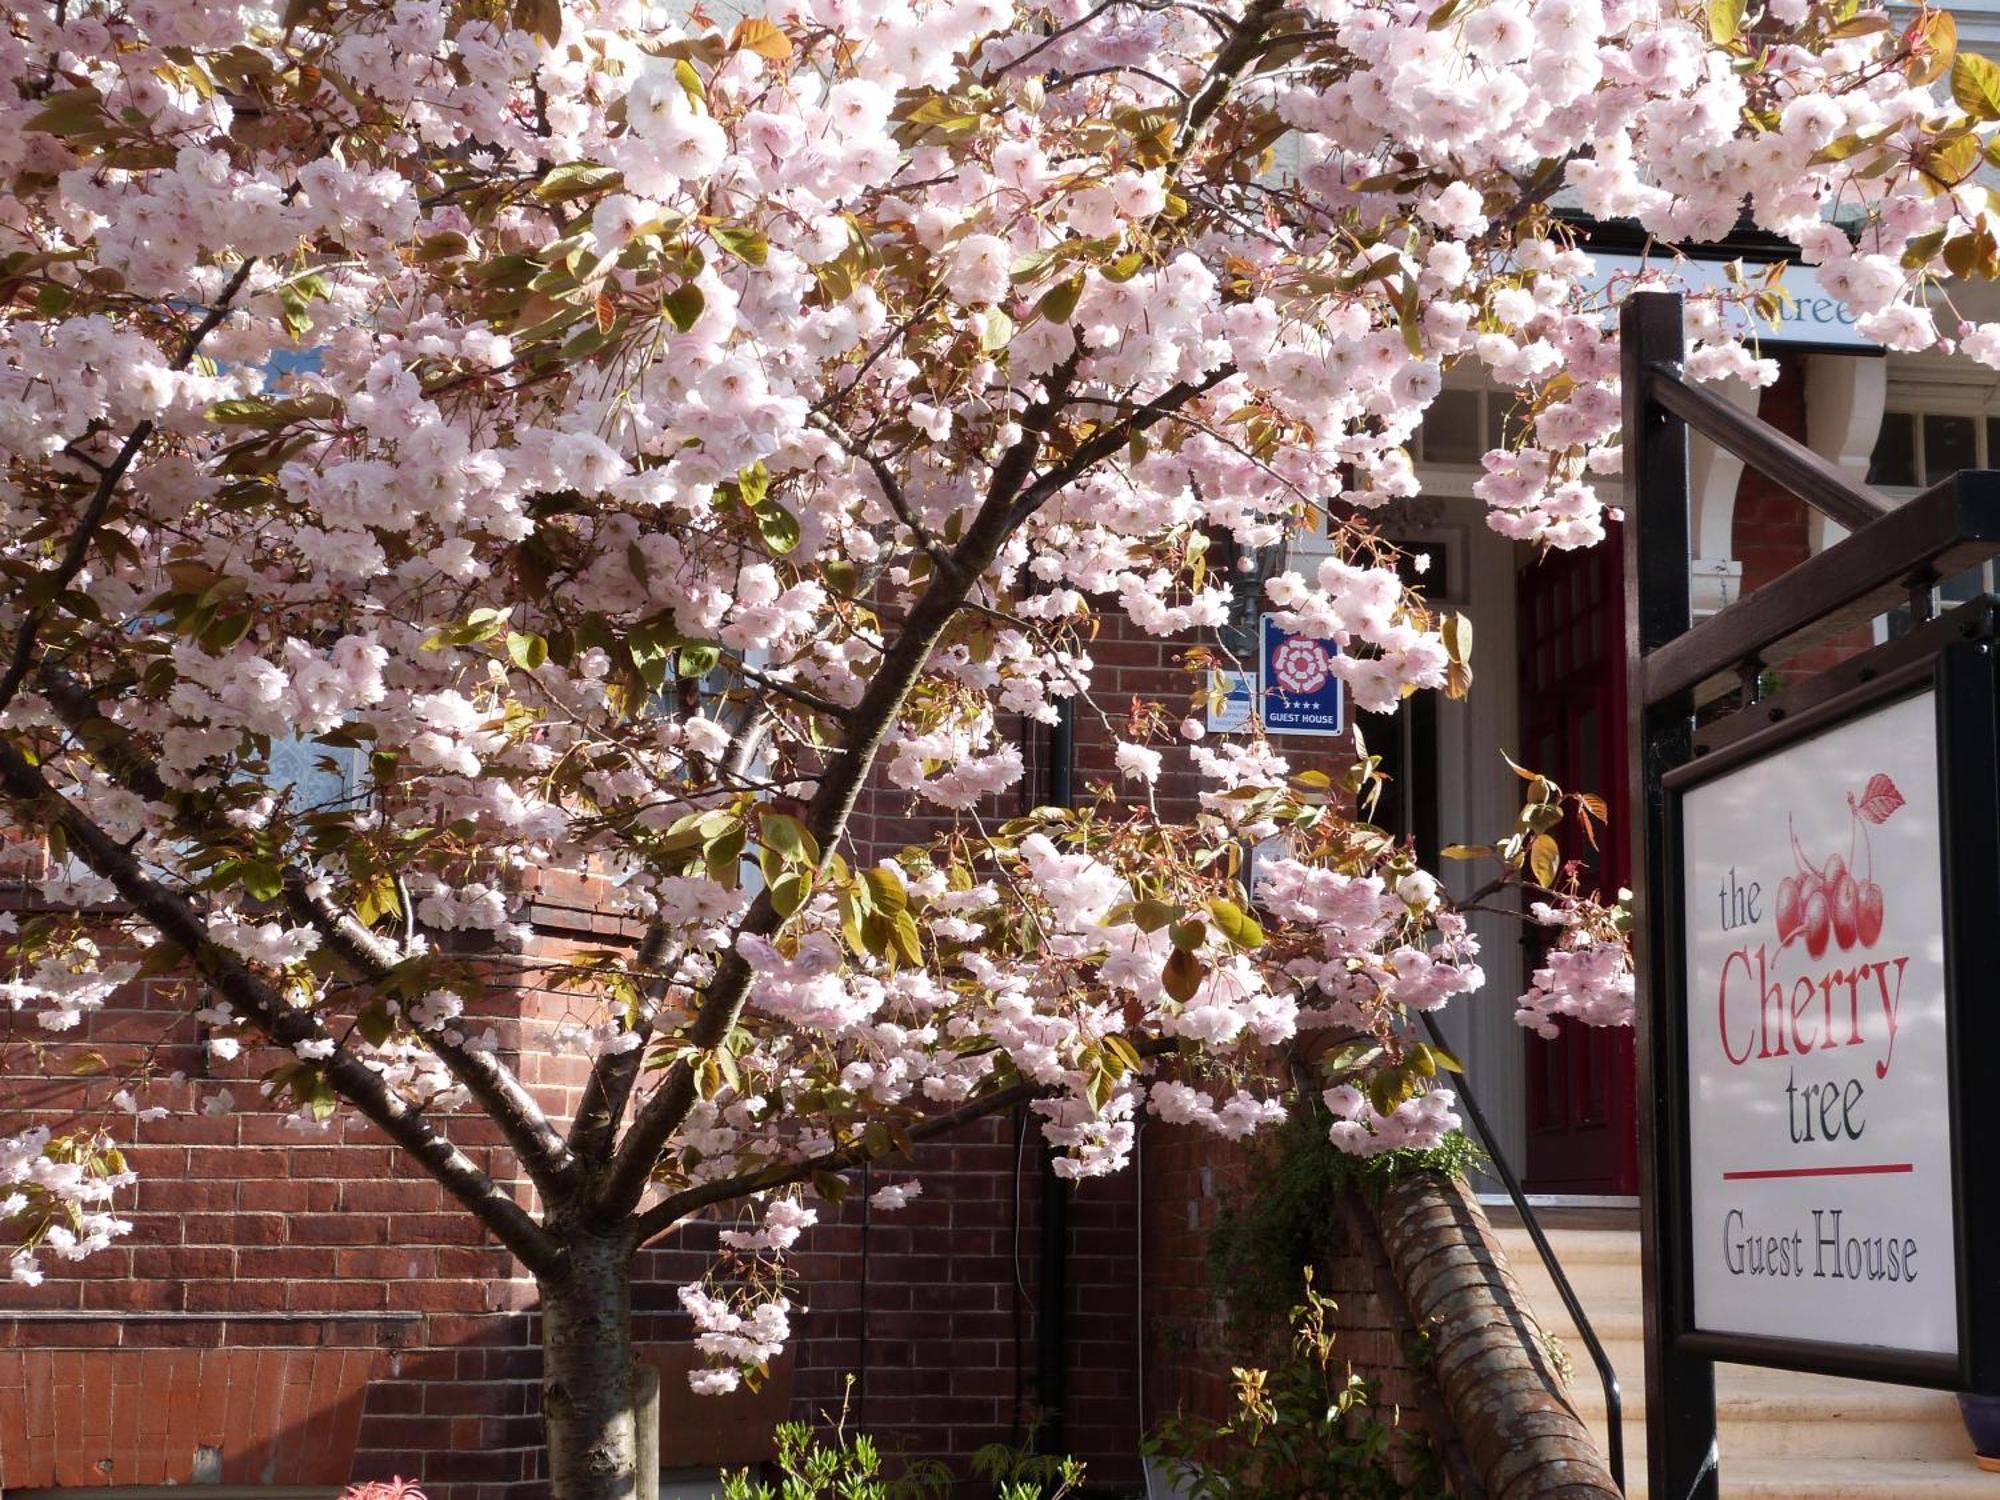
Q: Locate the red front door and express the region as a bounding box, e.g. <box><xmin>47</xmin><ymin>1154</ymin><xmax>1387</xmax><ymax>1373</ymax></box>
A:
<box><xmin>1517</xmin><ymin>535</ymin><xmax>1638</xmax><ymax>1195</ymax></box>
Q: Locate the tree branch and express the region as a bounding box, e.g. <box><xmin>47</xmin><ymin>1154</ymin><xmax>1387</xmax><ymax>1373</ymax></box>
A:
<box><xmin>567</xmin><ymin>713</ymin><xmax>772</xmax><ymax>1168</ymax></box>
<box><xmin>0</xmin><ymin>735</ymin><xmax>563</xmax><ymax>1275</ymax></box>
<box><xmin>0</xmin><ymin>257</ymin><xmax>259</xmax><ymax>717</ymax></box>
<box><xmin>812</xmin><ymin>413</ymin><xmax>964</xmax><ymax>582</ymax></box>
<box><xmin>588</xmin><ymin>350</ymin><xmax>1091</xmax><ymax>1226</ymax></box>
<box><xmin>628</xmin><ymin>1037</ymin><xmax>1178</xmax><ymax>1246</ymax></box>
<box><xmin>1173</xmin><ymin>0</ymin><xmax>1287</xmax><ymax>161</ymax></box>
<box><xmin>1003</xmin><ymin>365</ymin><xmax>1236</xmax><ymax>533</ymax></box>
<box><xmin>32</xmin><ymin>664</ymin><xmax>581</xmax><ymax>1207</ymax></box>
<box><xmin>566</xmin><ymin>920</ymin><xmax>674</xmax><ymax>1167</ymax></box>
<box><xmin>280</xmin><ymin>869</ymin><xmax>582</xmax><ymax>1203</ymax></box>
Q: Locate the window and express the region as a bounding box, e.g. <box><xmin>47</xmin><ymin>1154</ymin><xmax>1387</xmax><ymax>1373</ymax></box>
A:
<box><xmin>1865</xmin><ymin>409</ymin><xmax>2000</xmax><ymax>488</ymax></box>
<box><xmin>1867</xmin><ymin>406</ymin><xmax>2000</xmax><ymax>636</ymax></box>
<box><xmin>265</xmin><ymin>733</ymin><xmax>368</xmax><ymax>814</ymax></box>
<box><xmin>1412</xmin><ymin>388</ymin><xmax>1528</xmax><ymax>466</ymax></box>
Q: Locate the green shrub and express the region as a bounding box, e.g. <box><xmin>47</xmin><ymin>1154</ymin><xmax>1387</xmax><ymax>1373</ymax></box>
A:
<box><xmin>1146</xmin><ymin>1270</ymin><xmax>1448</xmax><ymax>1500</ymax></box>
<box><xmin>720</xmin><ymin>1384</ymin><xmax>1082</xmax><ymax>1500</ymax></box>
<box><xmin>1205</xmin><ymin>1111</ymin><xmax>1483</xmax><ymax>1346</ymax></box>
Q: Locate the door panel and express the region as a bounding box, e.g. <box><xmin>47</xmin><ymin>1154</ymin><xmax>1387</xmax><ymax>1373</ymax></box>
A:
<box><xmin>1517</xmin><ymin>533</ymin><xmax>1637</xmax><ymax>1194</ymax></box>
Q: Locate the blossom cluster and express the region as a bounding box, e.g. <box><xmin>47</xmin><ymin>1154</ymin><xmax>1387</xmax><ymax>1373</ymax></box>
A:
<box><xmin>1</xmin><ymin>1126</ymin><xmax>134</xmax><ymax>1286</ymax></box>
<box><xmin>1514</xmin><ymin>895</ymin><xmax>1640</xmax><ymax>1035</ymax></box>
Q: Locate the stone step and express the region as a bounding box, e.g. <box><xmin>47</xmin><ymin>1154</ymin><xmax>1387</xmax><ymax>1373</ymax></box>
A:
<box><xmin>1674</xmin><ymin>1457</ymin><xmax>1997</xmax><ymax>1499</ymax></box>
<box><xmin>1561</xmin><ymin>1373</ymin><xmax>1969</xmax><ymax>1462</ymax></box>
<box><xmin>1484</xmin><ymin>1221</ymin><xmax>1986</xmax><ymax>1485</ymax></box>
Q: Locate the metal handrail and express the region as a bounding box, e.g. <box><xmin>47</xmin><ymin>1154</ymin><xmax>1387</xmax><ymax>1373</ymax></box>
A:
<box><xmin>1419</xmin><ymin>1010</ymin><xmax>1626</xmax><ymax>1495</ymax></box>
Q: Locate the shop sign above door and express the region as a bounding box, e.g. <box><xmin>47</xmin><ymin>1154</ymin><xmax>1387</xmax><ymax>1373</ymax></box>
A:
<box><xmin>1587</xmin><ymin>252</ymin><xmax>1883</xmax><ymax>354</ymax></box>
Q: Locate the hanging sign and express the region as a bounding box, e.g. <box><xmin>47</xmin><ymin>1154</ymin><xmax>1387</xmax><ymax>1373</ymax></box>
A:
<box><xmin>1258</xmin><ymin>615</ymin><xmax>1345</xmax><ymax>738</ymax></box>
<box><xmin>1666</xmin><ymin>647</ymin><xmax>2000</xmax><ymax>1389</ymax></box>
<box><xmin>1680</xmin><ymin>689</ymin><xmax>1953</xmax><ymax>1356</ymax></box>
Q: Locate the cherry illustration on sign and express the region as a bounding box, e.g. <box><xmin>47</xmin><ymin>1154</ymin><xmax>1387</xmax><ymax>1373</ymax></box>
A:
<box><xmin>1774</xmin><ymin>773</ymin><xmax>1905</xmax><ymax>958</ymax></box>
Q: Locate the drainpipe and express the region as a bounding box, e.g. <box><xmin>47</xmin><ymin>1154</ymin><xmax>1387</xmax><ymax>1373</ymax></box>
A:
<box><xmin>1036</xmin><ymin>695</ymin><xmax>1074</xmax><ymax>1455</ymax></box>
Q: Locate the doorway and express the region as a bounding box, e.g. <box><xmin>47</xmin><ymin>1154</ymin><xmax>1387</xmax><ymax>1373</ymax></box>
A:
<box><xmin>1515</xmin><ymin>534</ymin><xmax>1638</xmax><ymax>1195</ymax></box>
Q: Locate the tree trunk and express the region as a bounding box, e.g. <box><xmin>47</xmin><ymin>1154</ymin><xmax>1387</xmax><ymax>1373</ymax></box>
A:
<box><xmin>541</xmin><ymin>1230</ymin><xmax>643</xmax><ymax>1500</ymax></box>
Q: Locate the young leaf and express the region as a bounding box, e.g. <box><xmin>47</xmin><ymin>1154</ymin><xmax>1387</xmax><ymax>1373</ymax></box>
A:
<box><xmin>731</xmin><ymin>16</ymin><xmax>794</xmax><ymax>59</ymax></box>
<box><xmin>1953</xmin><ymin>51</ymin><xmax>2000</xmax><ymax>120</ymax></box>
<box><xmin>506</xmin><ymin>631</ymin><xmax>548</xmax><ymax>670</ymax></box>
<box><xmin>1529</xmin><ymin>833</ymin><xmax>1561</xmax><ymax>888</ymax></box>
<box><xmin>1206</xmin><ymin>897</ymin><xmax>1265</xmax><ymax>950</ymax></box>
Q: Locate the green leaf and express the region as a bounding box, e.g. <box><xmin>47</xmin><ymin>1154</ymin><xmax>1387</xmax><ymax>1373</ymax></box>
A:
<box><xmin>1954</xmin><ymin>51</ymin><xmax>2000</xmax><ymax>120</ymax></box>
<box><xmin>538</xmin><ymin>163</ymin><xmax>624</xmax><ymax>203</ymax></box>
<box><xmin>863</xmin><ymin>864</ymin><xmax>908</xmax><ymax>914</ymax></box>
<box><xmin>1529</xmin><ymin>833</ymin><xmax>1561</xmax><ymax>888</ymax></box>
<box><xmin>1705</xmin><ymin>0</ymin><xmax>1742</xmax><ymax>45</ymax></box>
<box><xmin>206</xmin><ymin>393</ymin><xmax>342</xmax><ymax>427</ymax></box>
<box><xmin>240</xmin><ymin>861</ymin><xmax>284</xmax><ymax>902</ymax></box>
<box><xmin>664</xmin><ymin>282</ymin><xmax>705</xmax><ymax>331</ymax></box>
<box><xmin>890</xmin><ymin>909</ymin><xmax>923</xmax><ymax>966</ymax></box>
<box><xmin>674</xmin><ymin>58</ymin><xmax>706</xmax><ymax>106</ymax></box>
<box><xmin>704</xmin><ymin>821</ymin><xmax>747</xmax><ymax>884</ymax></box>
<box><xmin>356</xmin><ymin>1002</ymin><xmax>396</xmax><ymax>1048</ymax></box>
<box><xmin>25</xmin><ymin>87</ymin><xmax>107</xmax><ymax>137</ymax></box>
<box><xmin>735</xmin><ymin>462</ymin><xmax>771</xmax><ymax>508</ymax></box>
<box><xmin>751</xmin><ymin>498</ymin><xmax>801</xmax><ymax>555</ymax></box>
<box><xmin>506</xmin><ymin>631</ymin><xmax>548</xmax><ymax>670</ymax></box>
<box><xmin>712</xmin><ymin>224</ymin><xmax>769</xmax><ymax>266</ymax></box>
<box><xmin>770</xmin><ymin>869</ymin><xmax>811</xmax><ymax>918</ymax></box>
<box><xmin>760</xmin><ymin>811</ymin><xmax>817</xmax><ymax>864</ymax></box>
<box><xmin>1131</xmin><ymin>898</ymin><xmax>1181</xmax><ymax>933</ymax></box>
<box><xmin>1037</xmin><ymin>274</ymin><xmax>1084</xmax><ymax>324</ymax></box>
<box><xmin>1206</xmin><ymin>897</ymin><xmax>1265</xmax><ymax>950</ymax></box>
<box><xmin>980</xmin><ymin>309</ymin><xmax>1013</xmax><ymax>352</ymax></box>
<box><xmin>1104</xmin><ymin>1034</ymin><xmax>1144</xmax><ymax>1075</ymax></box>
<box><xmin>676</xmin><ymin>642</ymin><xmax>719</xmax><ymax>678</ymax></box>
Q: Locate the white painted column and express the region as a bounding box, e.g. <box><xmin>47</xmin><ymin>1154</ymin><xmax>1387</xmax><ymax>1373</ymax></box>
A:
<box><xmin>1804</xmin><ymin>352</ymin><xmax>1889</xmax><ymax>552</ymax></box>
<box><xmin>1689</xmin><ymin>377</ymin><xmax>1761</xmax><ymax>615</ymax></box>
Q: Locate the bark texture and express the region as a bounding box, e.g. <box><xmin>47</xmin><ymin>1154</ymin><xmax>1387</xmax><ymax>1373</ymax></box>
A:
<box><xmin>542</xmin><ymin>1232</ymin><xmax>642</xmax><ymax>1500</ymax></box>
<box><xmin>1371</xmin><ymin>1172</ymin><xmax>1621</xmax><ymax>1500</ymax></box>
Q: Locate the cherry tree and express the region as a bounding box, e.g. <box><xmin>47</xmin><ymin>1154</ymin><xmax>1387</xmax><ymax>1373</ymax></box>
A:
<box><xmin>0</xmin><ymin>0</ymin><xmax>1992</xmax><ymax>1491</ymax></box>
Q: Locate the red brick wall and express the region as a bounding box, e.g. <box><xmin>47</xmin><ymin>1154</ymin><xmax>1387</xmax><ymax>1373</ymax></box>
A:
<box><xmin>1726</xmin><ymin>355</ymin><xmax>1878</xmax><ymax>681</ymax></box>
<box><xmin>1139</xmin><ymin>1121</ymin><xmax>1442</xmax><ymax>1437</ymax></box>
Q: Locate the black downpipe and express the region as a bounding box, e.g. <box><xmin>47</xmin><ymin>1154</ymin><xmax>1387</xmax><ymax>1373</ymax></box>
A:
<box><xmin>1036</xmin><ymin>696</ymin><xmax>1074</xmax><ymax>1455</ymax></box>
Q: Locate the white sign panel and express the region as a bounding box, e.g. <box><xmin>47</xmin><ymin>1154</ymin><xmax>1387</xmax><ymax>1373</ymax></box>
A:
<box><xmin>1586</xmin><ymin>252</ymin><xmax>1881</xmax><ymax>353</ymax></box>
<box><xmin>1681</xmin><ymin>690</ymin><xmax>1956</xmax><ymax>1356</ymax></box>
<box><xmin>1206</xmin><ymin>669</ymin><xmax>1253</xmax><ymax>734</ymax></box>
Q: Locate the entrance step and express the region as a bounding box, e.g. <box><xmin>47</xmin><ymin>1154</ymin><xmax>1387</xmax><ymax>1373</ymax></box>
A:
<box><xmin>1488</xmin><ymin>1217</ymin><xmax>1991</xmax><ymax>1497</ymax></box>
